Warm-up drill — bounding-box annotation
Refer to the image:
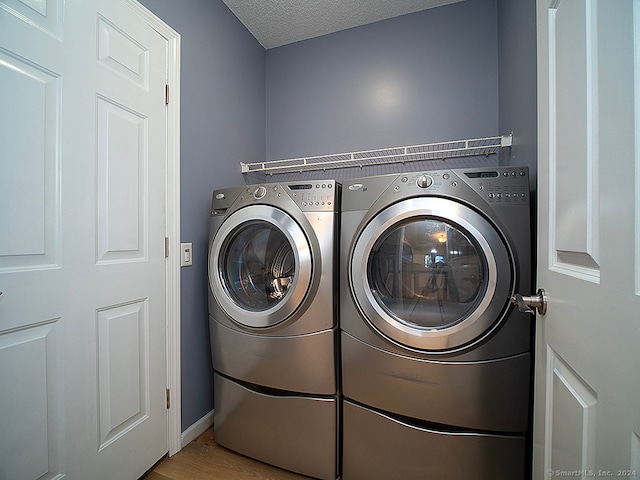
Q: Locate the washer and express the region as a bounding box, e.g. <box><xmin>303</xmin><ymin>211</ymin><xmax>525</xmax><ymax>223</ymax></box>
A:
<box><xmin>208</xmin><ymin>180</ymin><xmax>340</xmax><ymax>480</ymax></box>
<box><xmin>340</xmin><ymin>167</ymin><xmax>532</xmax><ymax>480</ymax></box>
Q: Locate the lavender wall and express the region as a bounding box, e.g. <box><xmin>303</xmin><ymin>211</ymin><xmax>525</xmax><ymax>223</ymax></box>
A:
<box><xmin>139</xmin><ymin>0</ymin><xmax>265</xmax><ymax>431</ymax></box>
<box><xmin>265</xmin><ymin>0</ymin><xmax>499</xmax><ymax>168</ymax></box>
<box><xmin>140</xmin><ymin>0</ymin><xmax>537</xmax><ymax>435</ymax></box>
<box><xmin>497</xmin><ymin>0</ymin><xmax>538</xmax><ymax>186</ymax></box>
<box><xmin>496</xmin><ymin>2</ymin><xmax>537</xmax><ymax>473</ymax></box>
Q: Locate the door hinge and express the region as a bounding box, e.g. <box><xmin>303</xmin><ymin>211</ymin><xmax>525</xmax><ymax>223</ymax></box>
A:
<box><xmin>165</xmin><ymin>84</ymin><xmax>169</xmax><ymax>105</ymax></box>
<box><xmin>165</xmin><ymin>236</ymin><xmax>169</xmax><ymax>258</ymax></box>
<box><xmin>166</xmin><ymin>388</ymin><xmax>171</xmax><ymax>409</ymax></box>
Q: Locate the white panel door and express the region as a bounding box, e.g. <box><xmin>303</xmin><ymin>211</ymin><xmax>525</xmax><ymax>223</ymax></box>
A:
<box><xmin>535</xmin><ymin>1</ymin><xmax>640</xmax><ymax>478</ymax></box>
<box><xmin>0</xmin><ymin>0</ymin><xmax>171</xmax><ymax>478</ymax></box>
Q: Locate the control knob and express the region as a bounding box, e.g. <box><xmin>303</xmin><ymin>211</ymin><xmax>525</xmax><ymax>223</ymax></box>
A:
<box><xmin>416</xmin><ymin>175</ymin><xmax>433</xmax><ymax>189</ymax></box>
<box><xmin>253</xmin><ymin>186</ymin><xmax>267</xmax><ymax>199</ymax></box>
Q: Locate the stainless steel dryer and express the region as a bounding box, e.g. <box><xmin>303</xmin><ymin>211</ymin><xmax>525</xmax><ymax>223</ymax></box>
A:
<box><xmin>208</xmin><ymin>180</ymin><xmax>340</xmax><ymax>480</ymax></box>
<box><xmin>340</xmin><ymin>167</ymin><xmax>532</xmax><ymax>480</ymax></box>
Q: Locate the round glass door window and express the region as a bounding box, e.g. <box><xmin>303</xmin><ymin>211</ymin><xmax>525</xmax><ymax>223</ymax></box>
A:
<box><xmin>368</xmin><ymin>218</ymin><xmax>486</xmax><ymax>330</ymax></box>
<box><xmin>222</xmin><ymin>221</ymin><xmax>296</xmax><ymax>310</ymax></box>
<box><xmin>209</xmin><ymin>205</ymin><xmax>312</xmax><ymax>329</ymax></box>
<box><xmin>350</xmin><ymin>197</ymin><xmax>512</xmax><ymax>351</ymax></box>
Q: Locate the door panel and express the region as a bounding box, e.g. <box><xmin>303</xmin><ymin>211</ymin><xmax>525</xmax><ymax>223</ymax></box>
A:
<box><xmin>547</xmin><ymin>348</ymin><xmax>597</xmax><ymax>474</ymax></box>
<box><xmin>0</xmin><ymin>48</ymin><xmax>60</xmax><ymax>272</ymax></box>
<box><xmin>0</xmin><ymin>0</ymin><xmax>171</xmax><ymax>477</ymax></box>
<box><xmin>0</xmin><ymin>0</ymin><xmax>63</xmax><ymax>37</ymax></box>
<box><xmin>0</xmin><ymin>6</ymin><xmax>66</xmax><ymax>480</ymax></box>
<box><xmin>0</xmin><ymin>322</ymin><xmax>62</xmax><ymax>480</ymax></box>
<box><xmin>97</xmin><ymin>299</ymin><xmax>150</xmax><ymax>450</ymax></box>
<box><xmin>97</xmin><ymin>14</ymin><xmax>149</xmax><ymax>88</ymax></box>
<box><xmin>549</xmin><ymin>0</ymin><xmax>600</xmax><ymax>280</ymax></box>
<box><xmin>96</xmin><ymin>95</ymin><xmax>147</xmax><ymax>262</ymax></box>
<box><xmin>535</xmin><ymin>1</ymin><xmax>640</xmax><ymax>477</ymax></box>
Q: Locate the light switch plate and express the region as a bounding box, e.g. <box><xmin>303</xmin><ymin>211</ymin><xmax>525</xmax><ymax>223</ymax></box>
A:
<box><xmin>180</xmin><ymin>242</ymin><xmax>193</xmax><ymax>267</ymax></box>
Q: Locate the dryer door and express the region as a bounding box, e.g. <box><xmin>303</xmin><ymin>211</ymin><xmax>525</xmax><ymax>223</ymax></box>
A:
<box><xmin>350</xmin><ymin>197</ymin><xmax>513</xmax><ymax>351</ymax></box>
<box><xmin>209</xmin><ymin>205</ymin><xmax>312</xmax><ymax>329</ymax></box>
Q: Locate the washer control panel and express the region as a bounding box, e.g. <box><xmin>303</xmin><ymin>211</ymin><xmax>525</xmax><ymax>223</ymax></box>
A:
<box><xmin>211</xmin><ymin>180</ymin><xmax>340</xmax><ymax>216</ymax></box>
<box><xmin>286</xmin><ymin>181</ymin><xmax>338</xmax><ymax>211</ymax></box>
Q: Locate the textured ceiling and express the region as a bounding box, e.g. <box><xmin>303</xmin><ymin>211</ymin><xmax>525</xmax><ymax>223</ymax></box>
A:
<box><xmin>222</xmin><ymin>0</ymin><xmax>464</xmax><ymax>49</ymax></box>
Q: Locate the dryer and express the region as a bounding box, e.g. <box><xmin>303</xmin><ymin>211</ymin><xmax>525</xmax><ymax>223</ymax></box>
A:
<box><xmin>208</xmin><ymin>180</ymin><xmax>340</xmax><ymax>480</ymax></box>
<box><xmin>340</xmin><ymin>167</ymin><xmax>532</xmax><ymax>479</ymax></box>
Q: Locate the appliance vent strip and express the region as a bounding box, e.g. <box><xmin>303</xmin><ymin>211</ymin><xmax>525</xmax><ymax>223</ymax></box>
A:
<box><xmin>241</xmin><ymin>134</ymin><xmax>513</xmax><ymax>174</ymax></box>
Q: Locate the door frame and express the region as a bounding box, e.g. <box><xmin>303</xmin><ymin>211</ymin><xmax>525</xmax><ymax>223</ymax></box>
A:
<box><xmin>127</xmin><ymin>0</ymin><xmax>182</xmax><ymax>456</ymax></box>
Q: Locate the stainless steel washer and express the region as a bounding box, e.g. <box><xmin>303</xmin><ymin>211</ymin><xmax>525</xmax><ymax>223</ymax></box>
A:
<box><xmin>208</xmin><ymin>180</ymin><xmax>340</xmax><ymax>480</ymax></box>
<box><xmin>340</xmin><ymin>167</ymin><xmax>532</xmax><ymax>479</ymax></box>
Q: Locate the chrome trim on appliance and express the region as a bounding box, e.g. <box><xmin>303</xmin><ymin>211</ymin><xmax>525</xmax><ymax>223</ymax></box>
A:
<box><xmin>350</xmin><ymin>196</ymin><xmax>512</xmax><ymax>351</ymax></box>
<box><xmin>209</xmin><ymin>204</ymin><xmax>312</xmax><ymax>329</ymax></box>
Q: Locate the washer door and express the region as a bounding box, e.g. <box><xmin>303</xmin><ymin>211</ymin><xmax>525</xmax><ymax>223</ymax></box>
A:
<box><xmin>350</xmin><ymin>197</ymin><xmax>512</xmax><ymax>351</ymax></box>
<box><xmin>209</xmin><ymin>205</ymin><xmax>312</xmax><ymax>329</ymax></box>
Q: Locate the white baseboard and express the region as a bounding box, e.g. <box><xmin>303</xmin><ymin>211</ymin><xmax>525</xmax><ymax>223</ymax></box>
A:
<box><xmin>180</xmin><ymin>409</ymin><xmax>214</xmax><ymax>449</ymax></box>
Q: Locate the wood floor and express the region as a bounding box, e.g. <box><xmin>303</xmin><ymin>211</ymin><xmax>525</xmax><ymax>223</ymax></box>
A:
<box><xmin>142</xmin><ymin>428</ymin><xmax>312</xmax><ymax>480</ymax></box>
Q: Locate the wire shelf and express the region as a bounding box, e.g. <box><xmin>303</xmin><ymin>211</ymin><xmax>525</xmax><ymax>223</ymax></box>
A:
<box><xmin>241</xmin><ymin>134</ymin><xmax>512</xmax><ymax>175</ymax></box>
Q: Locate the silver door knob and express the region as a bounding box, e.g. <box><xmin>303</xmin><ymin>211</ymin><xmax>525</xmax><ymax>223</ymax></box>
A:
<box><xmin>510</xmin><ymin>288</ymin><xmax>547</xmax><ymax>315</ymax></box>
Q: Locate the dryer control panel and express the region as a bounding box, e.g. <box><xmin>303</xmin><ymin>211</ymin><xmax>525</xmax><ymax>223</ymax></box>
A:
<box><xmin>391</xmin><ymin>168</ymin><xmax>529</xmax><ymax>206</ymax></box>
<box><xmin>459</xmin><ymin>167</ymin><xmax>529</xmax><ymax>205</ymax></box>
<box><xmin>342</xmin><ymin>167</ymin><xmax>530</xmax><ymax>213</ymax></box>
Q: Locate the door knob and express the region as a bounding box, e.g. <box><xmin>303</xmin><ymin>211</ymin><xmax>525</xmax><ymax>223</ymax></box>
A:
<box><xmin>510</xmin><ymin>288</ymin><xmax>547</xmax><ymax>315</ymax></box>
